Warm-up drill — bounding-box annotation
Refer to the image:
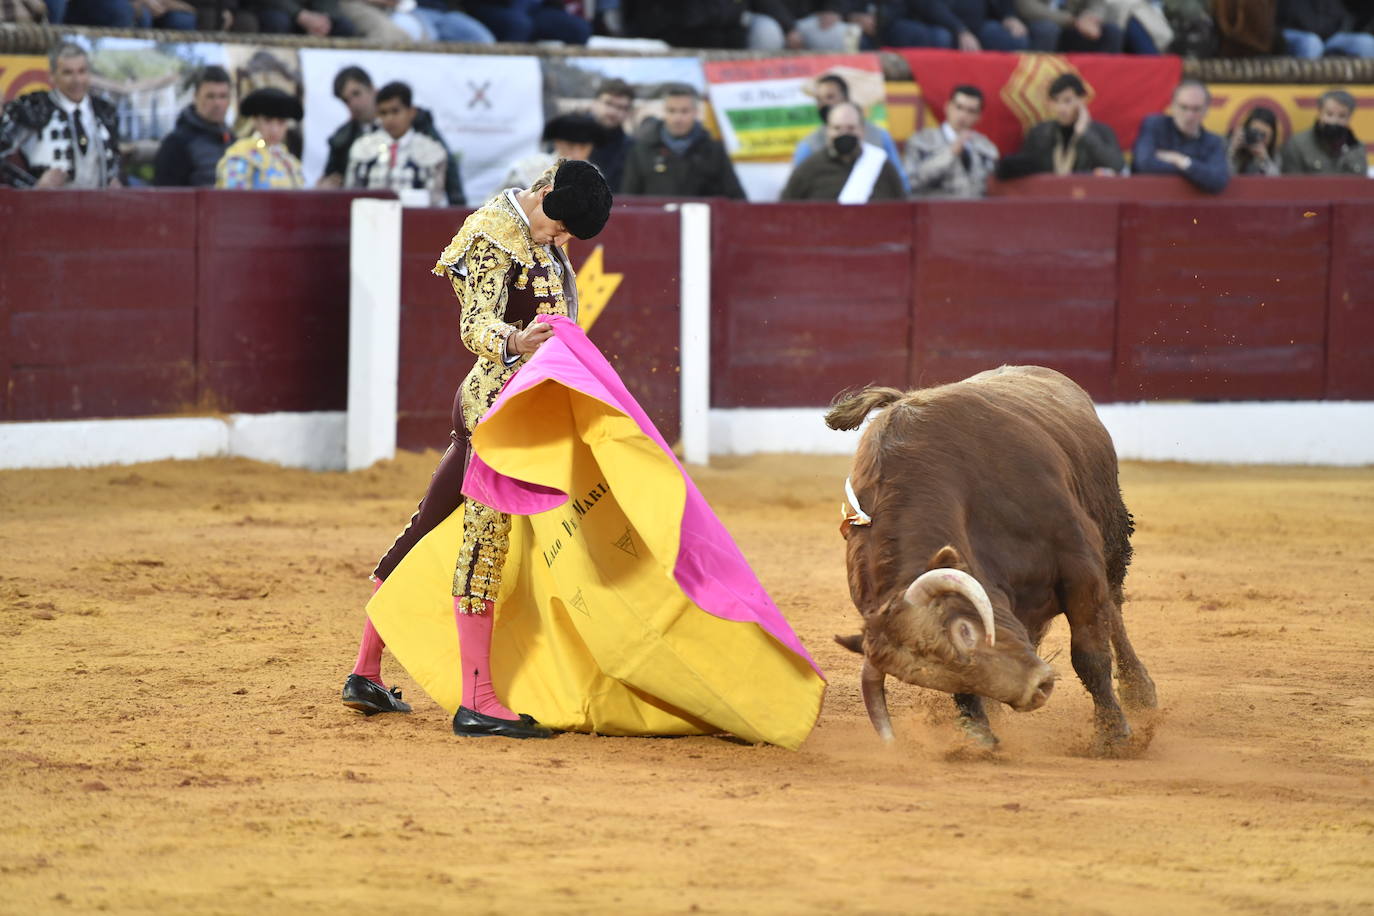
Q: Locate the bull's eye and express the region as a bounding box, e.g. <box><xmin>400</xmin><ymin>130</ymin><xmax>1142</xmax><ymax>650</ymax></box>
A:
<box><xmin>951</xmin><ymin>619</ymin><xmax>978</xmax><ymax>652</ymax></box>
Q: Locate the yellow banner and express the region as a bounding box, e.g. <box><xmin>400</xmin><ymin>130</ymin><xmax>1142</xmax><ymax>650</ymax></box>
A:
<box><xmin>0</xmin><ymin>55</ymin><xmax>49</xmax><ymax>104</ymax></box>
<box><xmin>1206</xmin><ymin>84</ymin><xmax>1374</xmax><ymax>152</ymax></box>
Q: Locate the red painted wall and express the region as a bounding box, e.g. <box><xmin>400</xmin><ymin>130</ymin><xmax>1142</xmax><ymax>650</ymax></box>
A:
<box><xmin>3</xmin><ymin>188</ymin><xmax>1371</xmax><ymax>439</ymax></box>
<box><xmin>911</xmin><ymin>200</ymin><xmax>1119</xmax><ymax>400</ymax></box>
<box><xmin>2</xmin><ymin>189</ymin><xmax>199</xmax><ymax>420</ymax></box>
<box><xmin>710</xmin><ymin>200</ymin><xmax>915</xmax><ymax>407</ymax></box>
<box><xmin>1115</xmin><ymin>202</ymin><xmax>1330</xmax><ymax>401</ymax></box>
<box><xmin>1328</xmin><ymin>203</ymin><xmax>1374</xmax><ymax>399</ymax></box>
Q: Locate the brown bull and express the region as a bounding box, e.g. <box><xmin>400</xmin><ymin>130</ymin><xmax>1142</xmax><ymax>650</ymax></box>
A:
<box><xmin>827</xmin><ymin>366</ymin><xmax>1157</xmax><ymax>754</ymax></box>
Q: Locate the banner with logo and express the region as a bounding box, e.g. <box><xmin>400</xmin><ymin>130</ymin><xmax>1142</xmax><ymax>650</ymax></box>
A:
<box><xmin>703</xmin><ymin>54</ymin><xmax>888</xmax><ymax>161</ymax></box>
<box><xmin>890</xmin><ymin>49</ymin><xmax>1181</xmax><ymax>156</ymax></box>
<box><xmin>0</xmin><ymin>55</ymin><xmax>48</xmax><ymax>103</ymax></box>
<box><xmin>300</xmin><ymin>48</ymin><xmax>542</xmax><ymax>202</ymax></box>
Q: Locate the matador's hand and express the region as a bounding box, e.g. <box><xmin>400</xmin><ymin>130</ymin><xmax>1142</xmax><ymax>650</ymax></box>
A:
<box><xmin>510</xmin><ymin>321</ymin><xmax>554</xmax><ymax>357</ymax></box>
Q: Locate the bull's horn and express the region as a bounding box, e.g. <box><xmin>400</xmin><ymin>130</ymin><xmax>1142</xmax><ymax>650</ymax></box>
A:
<box><xmin>861</xmin><ymin>659</ymin><xmax>895</xmax><ymax>742</ymax></box>
<box><xmin>904</xmin><ymin>568</ymin><xmax>996</xmax><ymax>647</ymax></box>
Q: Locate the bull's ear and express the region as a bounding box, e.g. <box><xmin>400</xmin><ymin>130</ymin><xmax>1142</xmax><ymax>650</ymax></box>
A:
<box><xmin>927</xmin><ymin>544</ymin><xmax>967</xmax><ymax>571</ymax></box>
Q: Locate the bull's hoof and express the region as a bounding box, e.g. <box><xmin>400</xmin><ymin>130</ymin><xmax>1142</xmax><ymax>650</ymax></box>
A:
<box><xmin>1118</xmin><ymin>675</ymin><xmax>1158</xmax><ymax>711</ymax></box>
<box><xmin>957</xmin><ymin>717</ymin><xmax>1000</xmax><ymax>750</ymax></box>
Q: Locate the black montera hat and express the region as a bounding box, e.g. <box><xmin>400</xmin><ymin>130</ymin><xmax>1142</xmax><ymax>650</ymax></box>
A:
<box><xmin>240</xmin><ymin>87</ymin><xmax>303</xmax><ymax>121</ymax></box>
<box><xmin>542</xmin><ymin>113</ymin><xmax>606</xmax><ymax>146</ymax></box>
<box><xmin>542</xmin><ymin>159</ymin><xmax>612</xmax><ymax>240</ymax></box>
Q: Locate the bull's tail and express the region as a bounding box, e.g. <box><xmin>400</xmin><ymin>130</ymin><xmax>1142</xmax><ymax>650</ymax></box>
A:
<box><xmin>824</xmin><ymin>386</ymin><xmax>905</xmax><ymax>431</ymax></box>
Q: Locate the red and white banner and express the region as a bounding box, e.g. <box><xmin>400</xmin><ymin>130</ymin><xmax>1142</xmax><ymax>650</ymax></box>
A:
<box><xmin>890</xmin><ymin>49</ymin><xmax>1182</xmax><ymax>155</ymax></box>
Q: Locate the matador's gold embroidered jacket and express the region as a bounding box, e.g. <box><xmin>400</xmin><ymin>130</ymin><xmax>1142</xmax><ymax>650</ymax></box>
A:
<box><xmin>432</xmin><ymin>190</ymin><xmax>580</xmax><ymax>610</ymax></box>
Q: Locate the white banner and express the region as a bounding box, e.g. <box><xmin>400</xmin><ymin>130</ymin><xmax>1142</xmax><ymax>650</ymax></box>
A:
<box><xmin>300</xmin><ymin>49</ymin><xmax>542</xmax><ymax>203</ymax></box>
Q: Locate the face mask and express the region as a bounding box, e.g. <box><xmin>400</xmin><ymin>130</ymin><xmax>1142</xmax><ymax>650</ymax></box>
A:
<box><xmin>817</xmin><ymin>105</ymin><xmax>831</xmax><ymax>124</ymax></box>
<box><xmin>1314</xmin><ymin>121</ymin><xmax>1353</xmax><ymax>145</ymax></box>
<box><xmin>832</xmin><ymin>134</ymin><xmax>858</xmax><ymax>156</ymax></box>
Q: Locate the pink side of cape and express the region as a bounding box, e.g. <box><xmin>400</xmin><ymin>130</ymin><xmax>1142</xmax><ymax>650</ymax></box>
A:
<box><xmin>462</xmin><ymin>315</ymin><xmax>823</xmax><ymax>677</ymax></box>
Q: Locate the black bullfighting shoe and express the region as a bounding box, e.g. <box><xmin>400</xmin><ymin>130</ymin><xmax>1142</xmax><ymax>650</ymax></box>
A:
<box><xmin>342</xmin><ymin>673</ymin><xmax>413</xmax><ymax>716</ymax></box>
<box><xmin>452</xmin><ymin>706</ymin><xmax>554</xmax><ymax>739</ymax></box>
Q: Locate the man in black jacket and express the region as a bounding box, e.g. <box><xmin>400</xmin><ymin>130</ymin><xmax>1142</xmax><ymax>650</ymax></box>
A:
<box><xmin>588</xmin><ymin>77</ymin><xmax>635</xmax><ymax>193</ymax></box>
<box><xmin>621</xmin><ymin>84</ymin><xmax>744</xmax><ymax>199</ymax></box>
<box><xmin>999</xmin><ymin>73</ymin><xmax>1124</xmax><ymax>178</ymax></box>
<box><xmin>882</xmin><ymin>0</ymin><xmax>1041</xmax><ymax>50</ymax></box>
<box><xmin>153</xmin><ymin>66</ymin><xmax>234</xmax><ymax>187</ymax></box>
<box><xmin>318</xmin><ymin>65</ymin><xmax>464</xmax><ymax>205</ymax></box>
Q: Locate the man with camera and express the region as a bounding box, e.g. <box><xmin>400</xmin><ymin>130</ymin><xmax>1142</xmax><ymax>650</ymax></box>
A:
<box><xmin>1280</xmin><ymin>89</ymin><xmax>1368</xmax><ymax>176</ymax></box>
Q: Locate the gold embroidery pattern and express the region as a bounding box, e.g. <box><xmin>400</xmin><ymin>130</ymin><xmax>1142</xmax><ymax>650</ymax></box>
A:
<box><xmin>453</xmin><ymin>497</ymin><xmax>511</xmax><ymax>606</ymax></box>
<box><xmin>440</xmin><ymin>201</ymin><xmax>572</xmax><ymax>603</ymax></box>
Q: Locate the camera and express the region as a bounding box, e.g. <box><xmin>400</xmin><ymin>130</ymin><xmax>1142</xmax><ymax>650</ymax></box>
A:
<box><xmin>1243</xmin><ymin>127</ymin><xmax>1264</xmax><ymax>146</ymax></box>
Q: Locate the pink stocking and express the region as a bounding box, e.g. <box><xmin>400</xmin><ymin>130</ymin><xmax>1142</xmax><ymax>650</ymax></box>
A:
<box><xmin>455</xmin><ymin>597</ymin><xmax>518</xmax><ymax>720</ymax></box>
<box><xmin>351</xmin><ymin>578</ymin><xmax>386</xmax><ymax>687</ymax></box>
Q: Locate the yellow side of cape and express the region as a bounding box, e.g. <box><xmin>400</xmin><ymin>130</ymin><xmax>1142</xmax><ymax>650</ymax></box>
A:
<box><xmin>366</xmin><ymin>381</ymin><xmax>824</xmax><ymax>750</ymax></box>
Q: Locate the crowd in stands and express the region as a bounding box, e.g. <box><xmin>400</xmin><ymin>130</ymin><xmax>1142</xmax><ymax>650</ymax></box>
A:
<box><xmin>0</xmin><ymin>37</ymin><xmax>1368</xmax><ymax>196</ymax></box>
<box><xmin>5</xmin><ymin>0</ymin><xmax>1374</xmax><ymax>60</ymax></box>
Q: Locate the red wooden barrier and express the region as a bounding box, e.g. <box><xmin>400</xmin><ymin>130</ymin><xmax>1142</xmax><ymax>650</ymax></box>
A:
<box><xmin>196</xmin><ymin>190</ymin><xmax>381</xmax><ymax>414</ymax></box>
<box><xmin>911</xmin><ymin>200</ymin><xmax>1119</xmax><ymax>400</ymax></box>
<box><xmin>1</xmin><ymin>189</ymin><xmax>199</xmax><ymax>421</ymax></box>
<box><xmin>1328</xmin><ymin>203</ymin><xmax>1374</xmax><ymax>399</ymax></box>
<box><xmin>989</xmin><ymin>174</ymin><xmax>1374</xmax><ymax>202</ymax></box>
<box><xmin>1115</xmin><ymin>201</ymin><xmax>1330</xmax><ymax>400</ymax></box>
<box><xmin>397</xmin><ymin>202</ymin><xmax>682</xmax><ymax>452</ymax></box>
<box><xmin>710</xmin><ymin>200</ymin><xmax>915</xmax><ymax>408</ymax></box>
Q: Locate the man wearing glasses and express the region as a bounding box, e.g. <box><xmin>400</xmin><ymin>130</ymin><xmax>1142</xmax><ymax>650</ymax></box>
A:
<box><xmin>1131</xmin><ymin>79</ymin><xmax>1229</xmax><ymax>193</ymax></box>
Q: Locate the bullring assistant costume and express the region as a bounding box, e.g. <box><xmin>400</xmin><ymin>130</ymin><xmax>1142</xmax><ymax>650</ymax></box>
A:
<box><xmin>215</xmin><ymin>88</ymin><xmax>305</xmax><ymax>190</ymax></box>
<box><xmin>343</xmin><ymin>161</ymin><xmax>825</xmax><ymax>747</ymax></box>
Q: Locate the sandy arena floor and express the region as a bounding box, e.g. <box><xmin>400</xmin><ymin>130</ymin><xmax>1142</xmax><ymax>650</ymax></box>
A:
<box><xmin>1</xmin><ymin>451</ymin><xmax>1371</xmax><ymax>915</ymax></box>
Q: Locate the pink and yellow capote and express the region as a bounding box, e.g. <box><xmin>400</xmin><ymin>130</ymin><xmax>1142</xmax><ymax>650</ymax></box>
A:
<box><xmin>366</xmin><ymin>316</ymin><xmax>825</xmax><ymax>750</ymax></box>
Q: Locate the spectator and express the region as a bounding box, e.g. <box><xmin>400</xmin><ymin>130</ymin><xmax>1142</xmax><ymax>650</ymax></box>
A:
<box><xmin>64</xmin><ymin>0</ymin><xmax>196</xmax><ymax>27</ymax></box>
<box><xmin>465</xmin><ymin>0</ymin><xmax>592</xmax><ymax>43</ymax></box>
<box><xmin>587</xmin><ymin>77</ymin><xmax>635</xmax><ymax>192</ymax></box>
<box><xmin>254</xmin><ymin>0</ymin><xmax>356</xmax><ymax>36</ymax></box>
<box><xmin>346</xmin><ymin>82</ymin><xmax>450</xmax><ymax>207</ymax></box>
<box><xmin>621</xmin><ymin>84</ymin><xmax>744</xmax><ymax>199</ymax></box>
<box><xmin>621</xmin><ymin>0</ymin><xmax>748</xmax><ymax>47</ymax></box>
<box><xmin>504</xmin><ymin>113</ymin><xmax>604</xmax><ymax>189</ymax></box>
<box><xmin>904</xmin><ymin>84</ymin><xmax>999</xmax><ymax>198</ymax></box>
<box><xmin>1278</xmin><ymin>0</ymin><xmax>1374</xmax><ymax>58</ymax></box>
<box><xmin>1227</xmin><ymin>106</ymin><xmax>1280</xmax><ymax>176</ymax></box>
<box><xmin>1001</xmin><ymin>73</ymin><xmax>1124</xmax><ymax>177</ymax></box>
<box><xmin>745</xmin><ymin>1</ymin><xmax>873</xmax><ymax>50</ymax></box>
<box><xmin>1131</xmin><ymin>80</ymin><xmax>1229</xmax><ymax>194</ymax></box>
<box><xmin>748</xmin><ymin>1</ymin><xmax>873</xmax><ymax>50</ymax></box>
<box><xmin>330</xmin><ymin>0</ymin><xmax>492</xmax><ymax>43</ymax></box>
<box><xmin>153</xmin><ymin>66</ymin><xmax>234</xmax><ymax>188</ymax></box>
<box><xmin>1100</xmin><ymin>0</ymin><xmax>1170</xmax><ymax>53</ymax></box>
<box><xmin>781</xmin><ymin>101</ymin><xmax>905</xmax><ymax>202</ymax></box>
<box><xmin>0</xmin><ymin>42</ymin><xmax>121</xmax><ymax>189</ymax></box>
<box><xmin>1013</xmin><ymin>0</ymin><xmax>1124</xmax><ymax>52</ymax></box>
<box><xmin>792</xmin><ymin>73</ymin><xmax>907</xmax><ymax>192</ymax></box>
<box><xmin>1280</xmin><ymin>89</ymin><xmax>1368</xmax><ymax>175</ymax></box>
<box><xmin>881</xmin><ymin>0</ymin><xmax>1051</xmax><ymax>51</ymax></box>
<box><xmin>215</xmin><ymin>88</ymin><xmax>305</xmax><ymax>190</ymax></box>
<box><xmin>187</xmin><ymin>0</ymin><xmax>260</xmax><ymax>31</ymax></box>
<box><xmin>320</xmin><ymin>66</ymin><xmax>465</xmax><ymax>205</ymax></box>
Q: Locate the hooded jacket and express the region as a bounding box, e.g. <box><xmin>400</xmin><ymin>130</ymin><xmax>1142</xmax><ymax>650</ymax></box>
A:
<box><xmin>153</xmin><ymin>104</ymin><xmax>233</xmax><ymax>187</ymax></box>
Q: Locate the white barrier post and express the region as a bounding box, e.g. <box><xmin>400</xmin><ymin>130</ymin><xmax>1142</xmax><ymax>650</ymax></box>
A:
<box><xmin>679</xmin><ymin>202</ymin><xmax>711</xmax><ymax>466</ymax></box>
<box><xmin>346</xmin><ymin>198</ymin><xmax>402</xmax><ymax>472</ymax></box>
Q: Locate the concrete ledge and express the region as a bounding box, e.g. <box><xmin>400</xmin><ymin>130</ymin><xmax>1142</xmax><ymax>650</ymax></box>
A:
<box><xmin>3</xmin><ymin>403</ymin><xmax>1371</xmax><ymax>470</ymax></box>
<box><xmin>0</xmin><ymin>412</ymin><xmax>346</xmax><ymax>471</ymax></box>
<box><xmin>710</xmin><ymin>402</ymin><xmax>1374</xmax><ymax>467</ymax></box>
